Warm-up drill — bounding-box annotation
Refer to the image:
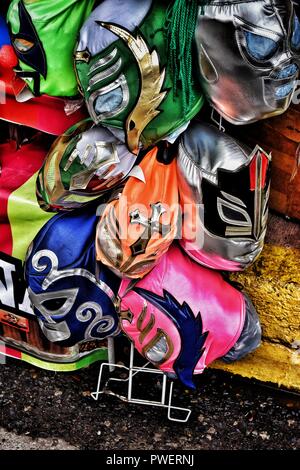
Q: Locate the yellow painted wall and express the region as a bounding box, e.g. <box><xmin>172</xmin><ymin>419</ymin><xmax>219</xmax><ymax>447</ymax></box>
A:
<box><xmin>211</xmin><ymin>244</ymin><xmax>300</xmax><ymax>391</ymax></box>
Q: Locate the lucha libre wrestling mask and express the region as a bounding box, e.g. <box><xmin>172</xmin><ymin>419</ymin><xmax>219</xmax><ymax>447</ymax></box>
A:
<box><xmin>196</xmin><ymin>0</ymin><xmax>300</xmax><ymax>124</ymax></box>
<box><xmin>119</xmin><ymin>245</ymin><xmax>261</xmax><ymax>389</ymax></box>
<box><xmin>7</xmin><ymin>0</ymin><xmax>95</xmax><ymax>96</ymax></box>
<box><xmin>37</xmin><ymin>119</ymin><xmax>137</xmax><ymax>211</ymax></box>
<box><xmin>96</xmin><ymin>142</ymin><xmax>179</xmax><ymax>278</ymax></box>
<box><xmin>177</xmin><ymin>122</ymin><xmax>271</xmax><ymax>271</ymax></box>
<box><xmin>75</xmin><ymin>0</ymin><xmax>204</xmax><ymax>152</ymax></box>
<box><xmin>0</xmin><ymin>15</ymin><xmax>88</xmax><ymax>135</ymax></box>
<box><xmin>25</xmin><ymin>203</ymin><xmax>120</xmax><ymax>347</ymax></box>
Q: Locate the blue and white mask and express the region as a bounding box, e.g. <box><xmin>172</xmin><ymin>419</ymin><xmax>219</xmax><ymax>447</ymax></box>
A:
<box><xmin>25</xmin><ymin>203</ymin><xmax>120</xmax><ymax>347</ymax></box>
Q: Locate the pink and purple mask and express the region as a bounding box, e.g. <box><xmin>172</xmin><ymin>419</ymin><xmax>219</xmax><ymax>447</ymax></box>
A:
<box><xmin>118</xmin><ymin>245</ymin><xmax>260</xmax><ymax>389</ymax></box>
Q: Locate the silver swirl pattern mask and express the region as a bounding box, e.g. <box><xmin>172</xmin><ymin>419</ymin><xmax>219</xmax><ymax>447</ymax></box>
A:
<box><xmin>27</xmin><ymin>249</ymin><xmax>119</xmax><ymax>346</ymax></box>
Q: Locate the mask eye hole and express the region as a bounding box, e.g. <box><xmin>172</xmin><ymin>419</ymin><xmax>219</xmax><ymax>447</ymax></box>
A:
<box><xmin>143</xmin><ymin>329</ymin><xmax>174</xmax><ymax>365</ymax></box>
<box><xmin>14</xmin><ymin>37</ymin><xmax>34</xmax><ymax>53</ymax></box>
<box><xmin>244</xmin><ymin>31</ymin><xmax>279</xmax><ymax>61</ymax></box>
<box><xmin>41</xmin><ymin>298</ymin><xmax>68</xmax><ymax>312</ymax></box>
<box><xmin>94</xmin><ymin>87</ymin><xmax>123</xmax><ymax>115</ymax></box>
<box><xmin>291</xmin><ymin>15</ymin><xmax>300</xmax><ymax>52</ymax></box>
<box><xmin>217</xmin><ymin>197</ymin><xmax>252</xmax><ymax>227</ymax></box>
<box><xmin>222</xmin><ymin>205</ymin><xmax>248</xmax><ymax>223</ymax></box>
<box><xmin>199</xmin><ymin>45</ymin><xmax>218</xmax><ymax>84</ymax></box>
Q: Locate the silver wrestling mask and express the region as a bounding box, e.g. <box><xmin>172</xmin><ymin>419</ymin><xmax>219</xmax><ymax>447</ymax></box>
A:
<box><xmin>177</xmin><ymin>121</ymin><xmax>271</xmax><ymax>271</ymax></box>
<box><xmin>196</xmin><ymin>0</ymin><xmax>300</xmax><ymax>124</ymax></box>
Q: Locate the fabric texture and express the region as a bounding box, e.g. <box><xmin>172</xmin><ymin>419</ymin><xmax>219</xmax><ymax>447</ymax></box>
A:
<box><xmin>8</xmin><ymin>0</ymin><xmax>95</xmax><ymax>96</ymax></box>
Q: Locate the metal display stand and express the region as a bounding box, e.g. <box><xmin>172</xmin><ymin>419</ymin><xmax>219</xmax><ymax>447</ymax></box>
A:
<box><xmin>91</xmin><ymin>340</ymin><xmax>192</xmax><ymax>423</ymax></box>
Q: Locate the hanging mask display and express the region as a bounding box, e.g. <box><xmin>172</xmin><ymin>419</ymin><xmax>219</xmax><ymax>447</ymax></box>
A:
<box><xmin>118</xmin><ymin>245</ymin><xmax>261</xmax><ymax>389</ymax></box>
<box><xmin>7</xmin><ymin>0</ymin><xmax>95</xmax><ymax>97</ymax></box>
<box><xmin>25</xmin><ymin>203</ymin><xmax>120</xmax><ymax>347</ymax></box>
<box><xmin>177</xmin><ymin>121</ymin><xmax>271</xmax><ymax>271</ymax></box>
<box><xmin>96</xmin><ymin>143</ymin><xmax>179</xmax><ymax>278</ymax></box>
<box><xmin>195</xmin><ymin>0</ymin><xmax>300</xmax><ymax>124</ymax></box>
<box><xmin>75</xmin><ymin>0</ymin><xmax>204</xmax><ymax>153</ymax></box>
<box><xmin>37</xmin><ymin>119</ymin><xmax>137</xmax><ymax>211</ymax></box>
